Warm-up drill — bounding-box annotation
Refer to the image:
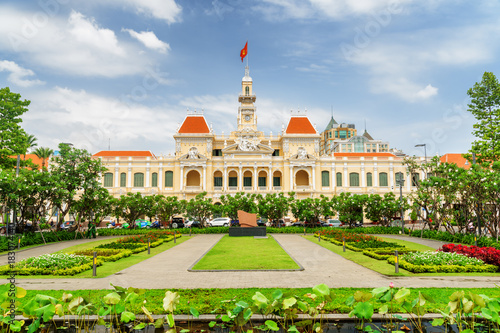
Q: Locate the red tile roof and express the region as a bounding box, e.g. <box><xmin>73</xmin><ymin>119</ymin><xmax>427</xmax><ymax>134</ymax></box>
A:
<box><xmin>440</xmin><ymin>153</ymin><xmax>471</xmax><ymax>169</ymax></box>
<box><xmin>285</xmin><ymin>116</ymin><xmax>316</xmax><ymax>134</ymax></box>
<box><xmin>334</xmin><ymin>152</ymin><xmax>397</xmax><ymax>157</ymax></box>
<box><xmin>93</xmin><ymin>151</ymin><xmax>155</xmax><ymax>158</ymax></box>
<box><xmin>178</xmin><ymin>115</ymin><xmax>210</xmax><ymax>134</ymax></box>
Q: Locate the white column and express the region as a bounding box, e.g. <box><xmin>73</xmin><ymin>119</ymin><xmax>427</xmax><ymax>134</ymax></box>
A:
<box><xmin>223</xmin><ymin>167</ymin><xmax>227</xmax><ymax>191</ymax></box>
<box><xmin>158</xmin><ymin>165</ymin><xmax>163</xmax><ymax>190</ymax></box>
<box><xmin>114</xmin><ymin>167</ymin><xmax>119</xmax><ymax>188</ymax></box>
<box><xmin>311</xmin><ymin>166</ymin><xmax>316</xmax><ymax>191</ymax></box>
<box><xmin>180</xmin><ymin>166</ymin><xmax>184</xmax><ymax>191</ymax></box>
<box><xmin>238</xmin><ymin>166</ymin><xmax>243</xmax><ymax>190</ymax></box>
<box><xmin>343</xmin><ymin>163</ymin><xmax>348</xmax><ymax>188</ymax></box>
<box><xmin>389</xmin><ymin>164</ymin><xmax>394</xmax><ymax>189</ymax></box>
<box><xmin>374</xmin><ymin>163</ymin><xmax>378</xmax><ymax>187</ymax></box>
<box><xmin>268</xmin><ymin>166</ymin><xmax>272</xmax><ymax>190</ymax></box>
<box><xmin>127</xmin><ymin>167</ymin><xmax>132</xmax><ymax>187</ymax></box>
<box><xmin>361</xmin><ymin>163</ymin><xmax>366</xmax><ymax>187</ymax></box>
<box><xmin>331</xmin><ymin>163</ymin><xmax>335</xmax><ymax>188</ymax></box>
<box><xmin>289</xmin><ymin>165</ymin><xmax>294</xmax><ymax>191</ymax></box>
<box><xmin>145</xmin><ymin>167</ymin><xmax>150</xmax><ymax>187</ymax></box>
<box><xmin>254</xmin><ymin>166</ymin><xmax>257</xmax><ymax>190</ymax></box>
<box><xmin>203</xmin><ymin>166</ymin><xmax>206</xmax><ymax>191</ymax></box>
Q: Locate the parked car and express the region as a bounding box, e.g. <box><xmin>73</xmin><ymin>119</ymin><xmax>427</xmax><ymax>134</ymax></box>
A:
<box><xmin>60</xmin><ymin>221</ymin><xmax>75</xmax><ymax>230</ymax></box>
<box><xmin>209</xmin><ymin>217</ymin><xmax>231</xmax><ymax>227</ymax></box>
<box><xmin>135</xmin><ymin>219</ymin><xmax>151</xmax><ymax>229</ymax></box>
<box><xmin>231</xmin><ymin>219</ymin><xmax>239</xmax><ymax>226</ymax></box>
<box><xmin>322</xmin><ymin>219</ymin><xmax>343</xmax><ymax>227</ymax></box>
<box><xmin>170</xmin><ymin>217</ymin><xmax>185</xmax><ymax>229</ymax></box>
<box><xmin>257</xmin><ymin>219</ymin><xmax>266</xmax><ymax>226</ymax></box>
<box><xmin>185</xmin><ymin>220</ymin><xmax>202</xmax><ymax>228</ymax></box>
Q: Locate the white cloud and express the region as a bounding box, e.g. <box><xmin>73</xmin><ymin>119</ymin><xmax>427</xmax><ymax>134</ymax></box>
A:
<box><xmin>24</xmin><ymin>87</ymin><xmax>184</xmax><ymax>153</ymax></box>
<box><xmin>0</xmin><ymin>60</ymin><xmax>44</xmax><ymax>87</ymax></box>
<box><xmin>122</xmin><ymin>29</ymin><xmax>170</xmax><ymax>54</ymax></box>
<box><xmin>342</xmin><ymin>24</ymin><xmax>500</xmax><ymax>101</ymax></box>
<box><xmin>0</xmin><ymin>7</ymin><xmax>150</xmax><ymax>77</ymax></box>
<box><xmin>104</xmin><ymin>0</ymin><xmax>182</xmax><ymax>24</ymax></box>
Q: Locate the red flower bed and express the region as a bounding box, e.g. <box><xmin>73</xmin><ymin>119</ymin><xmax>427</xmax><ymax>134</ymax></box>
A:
<box><xmin>440</xmin><ymin>243</ymin><xmax>500</xmax><ymax>267</ymax></box>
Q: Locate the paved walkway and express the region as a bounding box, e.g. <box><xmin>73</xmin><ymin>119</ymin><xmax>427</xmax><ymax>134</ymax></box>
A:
<box><xmin>10</xmin><ymin>234</ymin><xmax>500</xmax><ymax>290</ymax></box>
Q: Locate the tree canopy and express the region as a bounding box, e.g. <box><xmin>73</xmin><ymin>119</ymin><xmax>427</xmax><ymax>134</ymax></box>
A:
<box><xmin>0</xmin><ymin>87</ymin><xmax>30</xmax><ymax>168</ymax></box>
<box><xmin>466</xmin><ymin>71</ymin><xmax>500</xmax><ymax>164</ymax></box>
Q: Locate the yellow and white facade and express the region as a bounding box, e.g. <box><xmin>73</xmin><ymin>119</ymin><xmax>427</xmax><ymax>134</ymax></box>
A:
<box><xmin>94</xmin><ymin>67</ymin><xmax>422</xmax><ymax>200</ymax></box>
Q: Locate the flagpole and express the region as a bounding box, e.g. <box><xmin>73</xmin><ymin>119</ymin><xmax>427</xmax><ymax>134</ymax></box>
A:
<box><xmin>246</xmin><ymin>40</ymin><xmax>249</xmax><ymax>68</ymax></box>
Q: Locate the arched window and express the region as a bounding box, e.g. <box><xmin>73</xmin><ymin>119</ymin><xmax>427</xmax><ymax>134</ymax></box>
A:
<box><xmin>321</xmin><ymin>171</ymin><xmax>330</xmax><ymax>186</ymax></box>
<box><xmin>165</xmin><ymin>171</ymin><xmax>173</xmax><ymax>187</ymax></box>
<box><xmin>120</xmin><ymin>173</ymin><xmax>126</xmax><ymax>187</ymax></box>
<box><xmin>336</xmin><ymin>172</ymin><xmax>342</xmax><ymax>187</ymax></box>
<box><xmin>366</xmin><ymin>172</ymin><xmax>373</xmax><ymax>187</ymax></box>
<box><xmin>243</xmin><ymin>170</ymin><xmax>252</xmax><ymax>187</ymax></box>
<box><xmin>103</xmin><ymin>173</ymin><xmax>113</xmax><ymax>187</ymax></box>
<box><xmin>186</xmin><ymin>170</ymin><xmax>200</xmax><ymax>186</ymax></box>
<box><xmin>258</xmin><ymin>170</ymin><xmax>267</xmax><ymax>187</ymax></box>
<box><xmin>213</xmin><ymin>171</ymin><xmax>223</xmax><ymax>187</ymax></box>
<box><xmin>395</xmin><ymin>172</ymin><xmax>404</xmax><ymax>186</ymax></box>
<box><xmin>295</xmin><ymin>170</ymin><xmax>309</xmax><ymax>186</ymax></box>
<box><xmin>245</xmin><ymin>86</ymin><xmax>250</xmax><ymax>95</ymax></box>
<box><xmin>273</xmin><ymin>171</ymin><xmax>281</xmax><ymax>187</ymax></box>
<box><xmin>412</xmin><ymin>173</ymin><xmax>420</xmax><ymax>187</ymax></box>
<box><xmin>349</xmin><ymin>173</ymin><xmax>359</xmax><ymax>187</ymax></box>
<box><xmin>228</xmin><ymin>170</ymin><xmax>238</xmax><ymax>187</ymax></box>
<box><xmin>151</xmin><ymin>173</ymin><xmax>158</xmax><ymax>187</ymax></box>
<box><xmin>134</xmin><ymin>173</ymin><xmax>144</xmax><ymax>187</ymax></box>
<box><xmin>379</xmin><ymin>172</ymin><xmax>388</xmax><ymax>186</ymax></box>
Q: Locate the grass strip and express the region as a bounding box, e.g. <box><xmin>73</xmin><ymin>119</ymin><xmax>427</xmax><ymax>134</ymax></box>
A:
<box><xmin>0</xmin><ymin>236</ymin><xmax>189</xmax><ymax>279</ymax></box>
<box><xmin>306</xmin><ymin>235</ymin><xmax>500</xmax><ymax>277</ymax></box>
<box><xmin>19</xmin><ymin>287</ymin><xmax>500</xmax><ymax>315</ymax></box>
<box><xmin>191</xmin><ymin>235</ymin><xmax>300</xmax><ymax>270</ymax></box>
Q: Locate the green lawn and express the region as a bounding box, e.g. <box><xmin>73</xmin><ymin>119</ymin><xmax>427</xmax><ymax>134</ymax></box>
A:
<box><xmin>306</xmin><ymin>235</ymin><xmax>500</xmax><ymax>277</ymax></box>
<box><xmin>191</xmin><ymin>235</ymin><xmax>300</xmax><ymax>270</ymax></box>
<box><xmin>0</xmin><ymin>236</ymin><xmax>189</xmax><ymax>279</ymax></box>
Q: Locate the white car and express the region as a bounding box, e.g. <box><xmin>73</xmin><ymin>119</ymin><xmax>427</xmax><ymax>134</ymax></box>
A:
<box><xmin>323</xmin><ymin>219</ymin><xmax>343</xmax><ymax>227</ymax></box>
<box><xmin>209</xmin><ymin>217</ymin><xmax>231</xmax><ymax>227</ymax></box>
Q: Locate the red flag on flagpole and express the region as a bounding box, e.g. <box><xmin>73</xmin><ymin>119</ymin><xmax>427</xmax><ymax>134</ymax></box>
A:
<box><xmin>240</xmin><ymin>42</ymin><xmax>248</xmax><ymax>62</ymax></box>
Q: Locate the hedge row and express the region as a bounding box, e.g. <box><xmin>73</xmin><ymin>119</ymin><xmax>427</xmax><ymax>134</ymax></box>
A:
<box><xmin>72</xmin><ymin>248</ymin><xmax>133</xmax><ymax>262</ymax></box>
<box><xmin>0</xmin><ymin>259</ymin><xmax>103</xmax><ymax>276</ymax></box>
<box><xmin>386</xmin><ymin>256</ymin><xmax>497</xmax><ymax>273</ymax></box>
<box><xmin>0</xmin><ymin>231</ymin><xmax>86</xmax><ymax>252</ymax></box>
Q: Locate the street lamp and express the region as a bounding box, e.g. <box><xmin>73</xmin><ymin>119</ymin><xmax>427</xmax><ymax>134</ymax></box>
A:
<box><xmin>396</xmin><ymin>173</ymin><xmax>405</xmax><ymax>234</ymax></box>
<box><xmin>415</xmin><ymin>144</ymin><xmax>427</xmax><ymax>178</ymax></box>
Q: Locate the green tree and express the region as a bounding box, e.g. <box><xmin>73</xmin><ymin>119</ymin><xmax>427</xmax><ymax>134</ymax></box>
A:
<box><xmin>289</xmin><ymin>195</ymin><xmax>332</xmax><ymax>227</ymax></box>
<box><xmin>334</xmin><ymin>192</ymin><xmax>367</xmax><ymax>227</ymax></box>
<box><xmin>256</xmin><ymin>193</ymin><xmax>292</xmax><ymax>226</ymax></box>
<box><xmin>33</xmin><ymin>147</ymin><xmax>53</xmax><ymax>170</ymax></box>
<box><xmin>185</xmin><ymin>192</ymin><xmax>213</xmax><ymax>227</ymax></box>
<box><xmin>0</xmin><ymin>87</ymin><xmax>30</xmax><ymax>168</ymax></box>
<box><xmin>156</xmin><ymin>195</ymin><xmax>185</xmax><ymax>225</ymax></box>
<box><xmin>50</xmin><ymin>143</ymin><xmax>107</xmax><ymax>230</ymax></box>
<box><xmin>466</xmin><ymin>71</ymin><xmax>500</xmax><ymax>164</ymax></box>
<box><xmin>114</xmin><ymin>192</ymin><xmax>149</xmax><ymax>227</ymax></box>
<box><xmin>219</xmin><ymin>192</ymin><xmax>257</xmax><ymax>221</ymax></box>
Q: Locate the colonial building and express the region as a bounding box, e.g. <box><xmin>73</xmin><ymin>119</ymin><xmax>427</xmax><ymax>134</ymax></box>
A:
<box><xmin>94</xmin><ymin>67</ymin><xmax>420</xmax><ymax>200</ymax></box>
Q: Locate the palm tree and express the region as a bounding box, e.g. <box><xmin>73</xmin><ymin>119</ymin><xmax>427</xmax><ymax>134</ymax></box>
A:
<box><xmin>33</xmin><ymin>147</ymin><xmax>53</xmax><ymax>170</ymax></box>
<box><xmin>23</xmin><ymin>134</ymin><xmax>38</xmax><ymax>161</ymax></box>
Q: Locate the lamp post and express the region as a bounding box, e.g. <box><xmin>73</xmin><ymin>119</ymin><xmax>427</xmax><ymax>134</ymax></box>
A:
<box><xmin>396</xmin><ymin>173</ymin><xmax>405</xmax><ymax>234</ymax></box>
<box><xmin>415</xmin><ymin>144</ymin><xmax>427</xmax><ymax>178</ymax></box>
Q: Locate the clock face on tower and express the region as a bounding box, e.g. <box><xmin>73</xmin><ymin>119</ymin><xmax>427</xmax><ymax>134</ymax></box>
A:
<box><xmin>244</xmin><ymin>115</ymin><xmax>251</xmax><ymax>121</ymax></box>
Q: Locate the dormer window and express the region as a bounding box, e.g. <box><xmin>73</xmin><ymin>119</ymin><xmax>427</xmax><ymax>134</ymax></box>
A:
<box><xmin>245</xmin><ymin>86</ymin><xmax>250</xmax><ymax>95</ymax></box>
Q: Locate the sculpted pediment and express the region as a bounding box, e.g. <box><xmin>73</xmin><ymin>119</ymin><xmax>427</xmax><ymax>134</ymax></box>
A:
<box><xmin>289</xmin><ymin>147</ymin><xmax>317</xmax><ymax>161</ymax></box>
<box><xmin>178</xmin><ymin>147</ymin><xmax>207</xmax><ymax>160</ymax></box>
<box><xmin>222</xmin><ymin>143</ymin><xmax>274</xmax><ymax>154</ymax></box>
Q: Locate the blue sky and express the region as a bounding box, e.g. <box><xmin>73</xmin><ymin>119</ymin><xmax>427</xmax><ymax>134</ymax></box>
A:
<box><xmin>1</xmin><ymin>0</ymin><xmax>499</xmax><ymax>157</ymax></box>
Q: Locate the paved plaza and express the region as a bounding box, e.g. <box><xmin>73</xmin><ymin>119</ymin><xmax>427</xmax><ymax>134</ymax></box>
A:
<box><xmin>3</xmin><ymin>234</ymin><xmax>500</xmax><ymax>290</ymax></box>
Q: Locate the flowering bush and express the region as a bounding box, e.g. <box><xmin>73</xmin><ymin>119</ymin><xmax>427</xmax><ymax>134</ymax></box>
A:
<box><xmin>16</xmin><ymin>253</ymin><xmax>91</xmax><ymax>270</ymax></box>
<box><xmin>118</xmin><ymin>234</ymin><xmax>160</xmax><ymax>244</ymax></box>
<box><xmin>402</xmin><ymin>251</ymin><xmax>484</xmax><ymax>266</ymax></box>
<box><xmin>440</xmin><ymin>243</ymin><xmax>500</xmax><ymax>268</ymax></box>
<box><xmin>317</xmin><ymin>229</ymin><xmax>402</xmax><ymax>250</ymax></box>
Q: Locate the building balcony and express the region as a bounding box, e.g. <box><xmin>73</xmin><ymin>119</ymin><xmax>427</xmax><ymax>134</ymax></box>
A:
<box><xmin>296</xmin><ymin>185</ymin><xmax>311</xmax><ymax>191</ymax></box>
<box><xmin>273</xmin><ymin>186</ymin><xmax>282</xmax><ymax>191</ymax></box>
<box><xmin>228</xmin><ymin>186</ymin><xmax>238</xmax><ymax>191</ymax></box>
<box><xmin>185</xmin><ymin>186</ymin><xmax>201</xmax><ymax>191</ymax></box>
<box><xmin>258</xmin><ymin>186</ymin><xmax>267</xmax><ymax>191</ymax></box>
<box><xmin>243</xmin><ymin>186</ymin><xmax>253</xmax><ymax>191</ymax></box>
<box><xmin>214</xmin><ymin>186</ymin><xmax>223</xmax><ymax>191</ymax></box>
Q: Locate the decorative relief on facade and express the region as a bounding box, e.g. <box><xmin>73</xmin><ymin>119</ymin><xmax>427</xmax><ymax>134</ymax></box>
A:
<box><xmin>314</xmin><ymin>139</ymin><xmax>319</xmax><ymax>153</ymax></box>
<box><xmin>175</xmin><ymin>139</ymin><xmax>181</xmax><ymax>152</ymax></box>
<box><xmin>206</xmin><ymin>139</ymin><xmax>212</xmax><ymax>152</ymax></box>
<box><xmin>188</xmin><ymin>147</ymin><xmax>201</xmax><ymax>159</ymax></box>
<box><xmin>236</xmin><ymin>135</ymin><xmax>260</xmax><ymax>151</ymax></box>
<box><xmin>284</xmin><ymin>139</ymin><xmax>289</xmax><ymax>153</ymax></box>
<box><xmin>297</xmin><ymin>147</ymin><xmax>307</xmax><ymax>159</ymax></box>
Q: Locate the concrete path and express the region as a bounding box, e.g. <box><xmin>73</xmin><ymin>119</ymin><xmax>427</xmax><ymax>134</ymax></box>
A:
<box><xmin>0</xmin><ymin>236</ymin><xmax>121</xmax><ymax>266</ymax></box>
<box><xmin>374</xmin><ymin>234</ymin><xmax>449</xmax><ymax>250</ymax></box>
<box><xmin>11</xmin><ymin>234</ymin><xmax>500</xmax><ymax>291</ymax></box>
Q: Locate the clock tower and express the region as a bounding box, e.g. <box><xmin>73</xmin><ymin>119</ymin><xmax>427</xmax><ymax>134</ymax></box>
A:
<box><xmin>237</xmin><ymin>66</ymin><xmax>257</xmax><ymax>131</ymax></box>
